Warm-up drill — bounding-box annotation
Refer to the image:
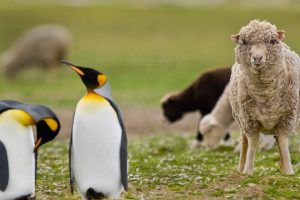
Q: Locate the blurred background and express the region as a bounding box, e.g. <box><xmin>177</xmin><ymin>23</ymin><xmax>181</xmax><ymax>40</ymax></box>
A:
<box><xmin>0</xmin><ymin>0</ymin><xmax>300</xmax><ymax>137</ymax></box>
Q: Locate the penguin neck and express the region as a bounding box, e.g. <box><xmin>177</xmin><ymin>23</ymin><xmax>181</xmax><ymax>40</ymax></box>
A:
<box><xmin>83</xmin><ymin>89</ymin><xmax>105</xmax><ymax>101</ymax></box>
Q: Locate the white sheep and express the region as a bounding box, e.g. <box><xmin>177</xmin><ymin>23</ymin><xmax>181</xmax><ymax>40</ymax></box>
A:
<box><xmin>199</xmin><ymin>84</ymin><xmax>275</xmax><ymax>151</ymax></box>
<box><xmin>229</xmin><ymin>20</ymin><xmax>300</xmax><ymax>175</ymax></box>
<box><xmin>1</xmin><ymin>24</ymin><xmax>71</xmax><ymax>78</ymax></box>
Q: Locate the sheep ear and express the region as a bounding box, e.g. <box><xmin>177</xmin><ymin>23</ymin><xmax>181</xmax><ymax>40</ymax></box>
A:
<box><xmin>231</xmin><ymin>34</ymin><xmax>240</xmax><ymax>43</ymax></box>
<box><xmin>160</xmin><ymin>93</ymin><xmax>175</xmax><ymax>104</ymax></box>
<box><xmin>167</xmin><ymin>98</ymin><xmax>176</xmax><ymax>105</ymax></box>
<box><xmin>277</xmin><ymin>30</ymin><xmax>285</xmax><ymax>41</ymax></box>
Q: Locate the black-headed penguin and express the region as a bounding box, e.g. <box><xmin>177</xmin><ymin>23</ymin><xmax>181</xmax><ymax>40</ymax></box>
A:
<box><xmin>62</xmin><ymin>61</ymin><xmax>128</xmax><ymax>200</ymax></box>
<box><xmin>0</xmin><ymin>100</ymin><xmax>60</xmax><ymax>199</ymax></box>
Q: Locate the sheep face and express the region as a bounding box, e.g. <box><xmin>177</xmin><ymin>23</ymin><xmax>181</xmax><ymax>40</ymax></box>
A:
<box><xmin>199</xmin><ymin>114</ymin><xmax>226</xmax><ymax>149</ymax></box>
<box><xmin>249</xmin><ymin>44</ymin><xmax>267</xmax><ymax>68</ymax></box>
<box><xmin>161</xmin><ymin>93</ymin><xmax>184</xmax><ymax>122</ymax></box>
<box><xmin>231</xmin><ymin>20</ymin><xmax>285</xmax><ymax>72</ymax></box>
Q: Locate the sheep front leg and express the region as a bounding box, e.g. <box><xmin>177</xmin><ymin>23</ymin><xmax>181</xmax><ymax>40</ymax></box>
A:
<box><xmin>275</xmin><ymin>135</ymin><xmax>294</xmax><ymax>175</ymax></box>
<box><xmin>238</xmin><ymin>134</ymin><xmax>248</xmax><ymax>173</ymax></box>
<box><xmin>243</xmin><ymin>134</ymin><xmax>259</xmax><ymax>175</ymax></box>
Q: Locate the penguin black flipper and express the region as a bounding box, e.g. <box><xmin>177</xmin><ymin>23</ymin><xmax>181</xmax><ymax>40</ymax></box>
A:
<box><xmin>104</xmin><ymin>98</ymin><xmax>128</xmax><ymax>191</ymax></box>
<box><xmin>0</xmin><ymin>140</ymin><xmax>9</xmax><ymax>191</ymax></box>
<box><xmin>69</xmin><ymin>133</ymin><xmax>75</xmax><ymax>193</ymax></box>
<box><xmin>69</xmin><ymin>112</ymin><xmax>75</xmax><ymax>194</ymax></box>
<box><xmin>35</xmin><ymin>151</ymin><xmax>38</xmax><ymax>188</ymax></box>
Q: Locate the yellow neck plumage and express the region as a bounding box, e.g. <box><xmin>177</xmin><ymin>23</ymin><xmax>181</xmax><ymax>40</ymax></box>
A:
<box><xmin>2</xmin><ymin>109</ymin><xmax>58</xmax><ymax>131</ymax></box>
<box><xmin>83</xmin><ymin>90</ymin><xmax>106</xmax><ymax>102</ymax></box>
<box><xmin>4</xmin><ymin>109</ymin><xmax>35</xmax><ymax>126</ymax></box>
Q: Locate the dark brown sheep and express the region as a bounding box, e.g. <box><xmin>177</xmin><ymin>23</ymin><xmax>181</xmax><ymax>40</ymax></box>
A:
<box><xmin>161</xmin><ymin>66</ymin><xmax>231</xmax><ymax>145</ymax></box>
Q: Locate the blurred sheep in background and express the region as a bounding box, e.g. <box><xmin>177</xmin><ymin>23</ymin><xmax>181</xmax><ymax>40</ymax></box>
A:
<box><xmin>160</xmin><ymin>66</ymin><xmax>232</xmax><ymax>148</ymax></box>
<box><xmin>0</xmin><ymin>24</ymin><xmax>71</xmax><ymax>78</ymax></box>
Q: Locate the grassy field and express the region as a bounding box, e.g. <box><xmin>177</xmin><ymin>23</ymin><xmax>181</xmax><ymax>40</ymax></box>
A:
<box><xmin>37</xmin><ymin>135</ymin><xmax>300</xmax><ymax>199</ymax></box>
<box><xmin>0</xmin><ymin>3</ymin><xmax>300</xmax><ymax>199</ymax></box>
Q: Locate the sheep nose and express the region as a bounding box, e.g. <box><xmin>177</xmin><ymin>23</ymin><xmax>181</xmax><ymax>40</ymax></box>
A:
<box><xmin>253</xmin><ymin>55</ymin><xmax>263</xmax><ymax>62</ymax></box>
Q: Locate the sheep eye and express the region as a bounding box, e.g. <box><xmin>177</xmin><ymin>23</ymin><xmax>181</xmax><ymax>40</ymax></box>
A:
<box><xmin>270</xmin><ymin>39</ymin><xmax>278</xmax><ymax>45</ymax></box>
<box><xmin>242</xmin><ymin>40</ymin><xmax>248</xmax><ymax>45</ymax></box>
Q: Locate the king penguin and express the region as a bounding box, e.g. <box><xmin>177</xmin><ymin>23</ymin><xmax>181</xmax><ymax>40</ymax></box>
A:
<box><xmin>0</xmin><ymin>100</ymin><xmax>60</xmax><ymax>200</ymax></box>
<box><xmin>62</xmin><ymin>61</ymin><xmax>128</xmax><ymax>200</ymax></box>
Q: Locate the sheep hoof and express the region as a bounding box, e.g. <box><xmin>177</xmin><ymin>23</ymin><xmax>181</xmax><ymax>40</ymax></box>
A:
<box><xmin>242</xmin><ymin>168</ymin><xmax>253</xmax><ymax>175</ymax></box>
<box><xmin>237</xmin><ymin>166</ymin><xmax>244</xmax><ymax>173</ymax></box>
<box><xmin>281</xmin><ymin>167</ymin><xmax>294</xmax><ymax>175</ymax></box>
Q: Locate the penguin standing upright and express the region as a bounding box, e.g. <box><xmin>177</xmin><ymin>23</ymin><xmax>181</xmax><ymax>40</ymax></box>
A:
<box><xmin>62</xmin><ymin>61</ymin><xmax>128</xmax><ymax>200</ymax></box>
<box><xmin>0</xmin><ymin>100</ymin><xmax>60</xmax><ymax>200</ymax></box>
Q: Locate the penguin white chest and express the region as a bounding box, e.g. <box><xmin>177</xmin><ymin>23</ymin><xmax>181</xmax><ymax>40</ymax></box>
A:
<box><xmin>0</xmin><ymin>115</ymin><xmax>35</xmax><ymax>199</ymax></box>
<box><xmin>72</xmin><ymin>98</ymin><xmax>123</xmax><ymax>198</ymax></box>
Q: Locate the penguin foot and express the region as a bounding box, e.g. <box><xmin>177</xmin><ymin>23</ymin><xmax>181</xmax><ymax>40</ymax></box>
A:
<box><xmin>86</xmin><ymin>188</ymin><xmax>105</xmax><ymax>200</ymax></box>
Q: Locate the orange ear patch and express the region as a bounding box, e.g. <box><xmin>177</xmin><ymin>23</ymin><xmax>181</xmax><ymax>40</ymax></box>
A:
<box><xmin>43</xmin><ymin>118</ymin><xmax>58</xmax><ymax>131</ymax></box>
<box><xmin>97</xmin><ymin>74</ymin><xmax>107</xmax><ymax>87</ymax></box>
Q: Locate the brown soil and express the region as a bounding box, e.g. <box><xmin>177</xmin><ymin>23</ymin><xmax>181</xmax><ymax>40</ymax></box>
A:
<box><xmin>54</xmin><ymin>106</ymin><xmax>200</xmax><ymax>139</ymax></box>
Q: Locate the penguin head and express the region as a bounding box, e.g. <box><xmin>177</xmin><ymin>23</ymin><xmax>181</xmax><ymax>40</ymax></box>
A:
<box><xmin>62</xmin><ymin>61</ymin><xmax>107</xmax><ymax>90</ymax></box>
<box><xmin>34</xmin><ymin>117</ymin><xmax>60</xmax><ymax>152</ymax></box>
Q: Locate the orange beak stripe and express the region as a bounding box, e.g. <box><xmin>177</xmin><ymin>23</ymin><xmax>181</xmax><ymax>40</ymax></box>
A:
<box><xmin>71</xmin><ymin>66</ymin><xmax>85</xmax><ymax>76</ymax></box>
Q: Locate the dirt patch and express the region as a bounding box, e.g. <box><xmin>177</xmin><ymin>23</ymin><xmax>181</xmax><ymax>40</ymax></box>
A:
<box><xmin>54</xmin><ymin>106</ymin><xmax>200</xmax><ymax>139</ymax></box>
<box><xmin>209</xmin><ymin>172</ymin><xmax>265</xmax><ymax>200</ymax></box>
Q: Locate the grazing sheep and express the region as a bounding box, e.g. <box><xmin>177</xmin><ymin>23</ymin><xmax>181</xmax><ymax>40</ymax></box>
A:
<box><xmin>161</xmin><ymin>67</ymin><xmax>231</xmax><ymax>147</ymax></box>
<box><xmin>200</xmin><ymin>84</ymin><xmax>275</xmax><ymax>150</ymax></box>
<box><xmin>229</xmin><ymin>20</ymin><xmax>300</xmax><ymax>175</ymax></box>
<box><xmin>199</xmin><ymin>84</ymin><xmax>234</xmax><ymax>149</ymax></box>
<box><xmin>1</xmin><ymin>24</ymin><xmax>71</xmax><ymax>78</ymax></box>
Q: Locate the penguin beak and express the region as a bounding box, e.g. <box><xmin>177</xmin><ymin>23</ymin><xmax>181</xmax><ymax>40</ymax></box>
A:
<box><xmin>34</xmin><ymin>138</ymin><xmax>42</xmax><ymax>152</ymax></box>
<box><xmin>71</xmin><ymin>66</ymin><xmax>85</xmax><ymax>76</ymax></box>
<box><xmin>61</xmin><ymin>61</ymin><xmax>85</xmax><ymax>76</ymax></box>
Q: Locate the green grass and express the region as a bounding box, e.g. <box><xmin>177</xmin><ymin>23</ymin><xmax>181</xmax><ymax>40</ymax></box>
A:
<box><xmin>1</xmin><ymin>5</ymin><xmax>300</xmax><ymax>107</ymax></box>
<box><xmin>36</xmin><ymin>134</ymin><xmax>300</xmax><ymax>199</ymax></box>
